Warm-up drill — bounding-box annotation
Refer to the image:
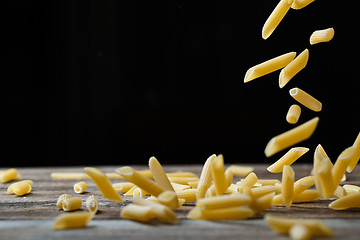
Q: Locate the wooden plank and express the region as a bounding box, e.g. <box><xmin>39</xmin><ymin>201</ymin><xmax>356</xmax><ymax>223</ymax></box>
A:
<box><xmin>0</xmin><ymin>164</ymin><xmax>359</xmax><ymax>240</ymax></box>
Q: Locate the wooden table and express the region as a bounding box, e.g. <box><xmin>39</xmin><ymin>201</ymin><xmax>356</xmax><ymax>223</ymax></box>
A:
<box><xmin>1</xmin><ymin>164</ymin><xmax>360</xmax><ymax>240</ymax></box>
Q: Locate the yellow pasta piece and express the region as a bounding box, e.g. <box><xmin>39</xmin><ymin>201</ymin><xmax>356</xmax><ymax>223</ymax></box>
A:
<box><xmin>171</xmin><ymin>182</ymin><xmax>191</xmax><ymax>192</ymax></box>
<box><xmin>244</xmin><ymin>52</ymin><xmax>296</xmax><ymax>83</ymax></box>
<box><xmin>187</xmin><ymin>206</ymin><xmax>254</xmax><ymax>220</ymax></box>
<box><xmin>310</xmin><ymin>28</ymin><xmax>335</xmax><ymax>45</ymax></box>
<box><xmin>133</xmin><ymin>188</ymin><xmax>148</xmax><ymax>198</ymax></box>
<box><xmin>281</xmin><ymin>165</ymin><xmax>295</xmax><ymax>208</ymax></box>
<box><xmin>53</xmin><ymin>212</ymin><xmax>94</xmax><ymax>230</ymax></box>
<box><xmin>291</xmin><ymin>0</ymin><xmax>316</xmax><ymax>10</ymax></box>
<box><xmin>196</xmin><ymin>154</ymin><xmax>216</xmax><ymax>200</ymax></box>
<box><xmin>168</xmin><ymin>177</ymin><xmax>199</xmax><ymax>185</ymax></box>
<box><xmin>329</xmin><ymin>192</ymin><xmax>360</xmax><ymax>210</ymax></box>
<box><xmin>62</xmin><ymin>197</ymin><xmax>82</xmax><ymax>212</ymax></box>
<box><xmin>197</xmin><ymin>194</ymin><xmax>251</xmax><ymax>210</ymax></box>
<box><xmin>343</xmin><ymin>184</ymin><xmax>360</xmax><ymax>194</ymax></box>
<box><xmin>267</xmin><ymin>147</ymin><xmax>309</xmax><ymax>173</ymax></box>
<box><xmin>347</xmin><ymin>131</ymin><xmax>360</xmax><ymax>173</ymax></box>
<box><xmin>257</xmin><ymin>179</ymin><xmax>281</xmax><ymax>186</ymax></box>
<box><xmin>286</xmin><ymin>104</ymin><xmax>301</xmax><ymax>124</ymax></box>
<box><xmin>252</xmin><ymin>192</ymin><xmax>275</xmax><ymax>213</ymax></box>
<box><xmin>84</xmin><ymin>167</ymin><xmax>123</xmax><ymax>203</ymax></box>
<box><xmin>176</xmin><ymin>189</ymin><xmax>197</xmax><ymax>203</ymax></box>
<box><xmin>316</xmin><ymin>158</ymin><xmax>336</xmax><ymax>199</ymax></box>
<box><xmin>289</xmin><ymin>88</ymin><xmax>322</xmax><ymax>112</ymax></box>
<box><xmin>265</xmin><ymin>214</ymin><xmax>334</xmax><ymax>238</ymax></box>
<box><xmin>12</xmin><ymin>182</ymin><xmax>32</xmax><ymax>196</ymax></box>
<box><xmin>57</xmin><ymin>194</ymin><xmax>71</xmax><ymax>209</ymax></box>
<box><xmin>265</xmin><ymin>117</ymin><xmax>319</xmax><ymax>157</ymax></box>
<box><xmin>262</xmin><ymin>0</ymin><xmax>292</xmax><ymax>39</ymax></box>
<box><xmin>85</xmin><ymin>195</ymin><xmax>99</xmax><ymax>213</ymax></box>
<box><xmin>133</xmin><ymin>197</ymin><xmax>178</xmax><ymax>224</ymax></box>
<box><xmin>293</xmin><ymin>190</ymin><xmax>321</xmax><ymax>203</ymax></box>
<box><xmin>112</xmin><ymin>182</ymin><xmax>135</xmax><ymax>193</ymax></box>
<box><xmin>0</xmin><ymin>168</ymin><xmax>21</xmax><ymax>183</ymax></box>
<box><xmin>73</xmin><ymin>181</ymin><xmax>87</xmax><ymax>194</ymax></box>
<box><xmin>251</xmin><ymin>185</ymin><xmax>277</xmax><ymax>199</ymax></box>
<box><xmin>332</xmin><ymin>146</ymin><xmax>356</xmax><ymax>187</ymax></box>
<box><xmin>166</xmin><ymin>172</ymin><xmax>198</xmax><ymax>178</ymax></box>
<box><xmin>332</xmin><ymin>186</ymin><xmax>347</xmax><ymax>199</ymax></box>
<box><xmin>239</xmin><ymin>172</ymin><xmax>258</xmax><ymax>188</ymax></box>
<box><xmin>7</xmin><ymin>180</ymin><xmax>33</xmax><ymax>194</ymax></box>
<box><xmin>116</xmin><ymin>166</ymin><xmax>165</xmax><ymax>197</ymax></box>
<box><xmin>149</xmin><ymin>156</ymin><xmax>175</xmax><ymax>192</ymax></box>
<box><xmin>227</xmin><ymin>165</ymin><xmax>254</xmax><ymax>177</ymax></box>
<box><xmin>157</xmin><ymin>190</ymin><xmax>179</xmax><ymax>209</ymax></box>
<box><xmin>121</xmin><ymin>204</ymin><xmax>154</xmax><ymax>222</ymax></box>
<box><xmin>211</xmin><ymin>155</ymin><xmax>227</xmax><ymax>196</ymax></box>
<box><xmin>293</xmin><ymin>176</ymin><xmax>315</xmax><ymax>196</ymax></box>
<box><xmin>279</xmin><ymin>49</ymin><xmax>309</xmax><ymax>88</ymax></box>
<box><xmin>289</xmin><ymin>224</ymin><xmax>312</xmax><ymax>240</ymax></box>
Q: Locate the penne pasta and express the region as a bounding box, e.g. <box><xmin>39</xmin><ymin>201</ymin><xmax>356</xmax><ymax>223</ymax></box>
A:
<box><xmin>62</xmin><ymin>197</ymin><xmax>82</xmax><ymax>212</ymax></box>
<box><xmin>12</xmin><ymin>181</ymin><xmax>32</xmax><ymax>196</ymax></box>
<box><xmin>115</xmin><ymin>166</ymin><xmax>165</xmax><ymax>197</ymax></box>
<box><xmin>281</xmin><ymin>165</ymin><xmax>295</xmax><ymax>208</ymax></box>
<box><xmin>332</xmin><ymin>146</ymin><xmax>356</xmax><ymax>187</ymax></box>
<box><xmin>251</xmin><ymin>186</ymin><xmax>277</xmax><ymax>199</ymax></box>
<box><xmin>168</xmin><ymin>177</ymin><xmax>199</xmax><ymax>185</ymax></box>
<box><xmin>252</xmin><ymin>192</ymin><xmax>275</xmax><ymax>213</ymax></box>
<box><xmin>211</xmin><ymin>155</ymin><xmax>227</xmax><ymax>196</ymax></box>
<box><xmin>316</xmin><ymin>158</ymin><xmax>336</xmax><ymax>199</ymax></box>
<box><xmin>0</xmin><ymin>168</ymin><xmax>21</xmax><ymax>183</ymax></box>
<box><xmin>188</xmin><ymin>206</ymin><xmax>254</xmax><ymax>220</ymax></box>
<box><xmin>267</xmin><ymin>147</ymin><xmax>309</xmax><ymax>173</ymax></box>
<box><xmin>329</xmin><ymin>192</ymin><xmax>360</xmax><ymax>210</ymax></box>
<box><xmin>84</xmin><ymin>167</ymin><xmax>123</xmax><ymax>203</ymax></box>
<box><xmin>166</xmin><ymin>172</ymin><xmax>198</xmax><ymax>178</ymax></box>
<box><xmin>86</xmin><ymin>195</ymin><xmax>99</xmax><ymax>213</ymax></box>
<box><xmin>291</xmin><ymin>0</ymin><xmax>316</xmax><ymax>10</ymax></box>
<box><xmin>53</xmin><ymin>212</ymin><xmax>94</xmax><ymax>230</ymax></box>
<box><xmin>149</xmin><ymin>156</ymin><xmax>175</xmax><ymax>192</ymax></box>
<box><xmin>265</xmin><ymin>117</ymin><xmax>319</xmax><ymax>157</ymax></box>
<box><xmin>238</xmin><ymin>172</ymin><xmax>258</xmax><ymax>188</ymax></box>
<box><xmin>286</xmin><ymin>104</ymin><xmax>301</xmax><ymax>124</ymax></box>
<box><xmin>175</xmin><ymin>189</ymin><xmax>197</xmax><ymax>203</ymax></box>
<box><xmin>289</xmin><ymin>224</ymin><xmax>312</xmax><ymax>240</ymax></box>
<box><xmin>279</xmin><ymin>49</ymin><xmax>309</xmax><ymax>88</ymax></box>
<box><xmin>265</xmin><ymin>214</ymin><xmax>334</xmax><ymax>238</ymax></box>
<box><xmin>333</xmin><ymin>186</ymin><xmax>347</xmax><ymax>199</ymax></box>
<box><xmin>7</xmin><ymin>180</ymin><xmax>33</xmax><ymax>194</ymax></box>
<box><xmin>262</xmin><ymin>0</ymin><xmax>292</xmax><ymax>39</ymax></box>
<box><xmin>112</xmin><ymin>182</ymin><xmax>135</xmax><ymax>193</ymax></box>
<box><xmin>293</xmin><ymin>176</ymin><xmax>315</xmax><ymax>197</ymax></box>
<box><xmin>57</xmin><ymin>194</ymin><xmax>71</xmax><ymax>209</ymax></box>
<box><xmin>244</xmin><ymin>52</ymin><xmax>296</xmax><ymax>83</ymax></box>
<box><xmin>293</xmin><ymin>190</ymin><xmax>321</xmax><ymax>203</ymax></box>
<box><xmin>133</xmin><ymin>197</ymin><xmax>178</xmax><ymax>224</ymax></box>
<box><xmin>120</xmin><ymin>204</ymin><xmax>154</xmax><ymax>223</ymax></box>
<box><xmin>289</xmin><ymin>87</ymin><xmax>322</xmax><ymax>112</ymax></box>
<box><xmin>197</xmin><ymin>194</ymin><xmax>251</xmax><ymax>210</ymax></box>
<box><xmin>133</xmin><ymin>188</ymin><xmax>147</xmax><ymax>198</ymax></box>
<box><xmin>73</xmin><ymin>181</ymin><xmax>87</xmax><ymax>194</ymax></box>
<box><xmin>257</xmin><ymin>179</ymin><xmax>281</xmax><ymax>186</ymax></box>
<box><xmin>157</xmin><ymin>190</ymin><xmax>179</xmax><ymax>209</ymax></box>
<box><xmin>171</xmin><ymin>182</ymin><xmax>191</xmax><ymax>192</ymax></box>
<box><xmin>347</xmin><ymin>131</ymin><xmax>360</xmax><ymax>173</ymax></box>
<box><xmin>310</xmin><ymin>28</ymin><xmax>335</xmax><ymax>45</ymax></box>
<box><xmin>196</xmin><ymin>154</ymin><xmax>216</xmax><ymax>200</ymax></box>
<box><xmin>343</xmin><ymin>184</ymin><xmax>360</xmax><ymax>194</ymax></box>
<box><xmin>227</xmin><ymin>165</ymin><xmax>254</xmax><ymax>177</ymax></box>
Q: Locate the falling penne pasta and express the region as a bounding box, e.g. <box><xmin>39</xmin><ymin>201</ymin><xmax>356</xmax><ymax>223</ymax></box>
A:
<box><xmin>251</xmin><ymin>186</ymin><xmax>277</xmax><ymax>199</ymax></box>
<box><xmin>316</xmin><ymin>158</ymin><xmax>336</xmax><ymax>199</ymax></box>
<box><xmin>332</xmin><ymin>146</ymin><xmax>356</xmax><ymax>187</ymax></box>
<box><xmin>279</xmin><ymin>49</ymin><xmax>309</xmax><ymax>88</ymax></box>
<box><xmin>238</xmin><ymin>172</ymin><xmax>258</xmax><ymax>188</ymax></box>
<box><xmin>53</xmin><ymin>212</ymin><xmax>94</xmax><ymax>230</ymax></box>
<box><xmin>291</xmin><ymin>0</ymin><xmax>316</xmax><ymax>10</ymax></box>
<box><xmin>289</xmin><ymin>87</ymin><xmax>322</xmax><ymax>112</ymax></box>
<box><xmin>115</xmin><ymin>166</ymin><xmax>165</xmax><ymax>197</ymax></box>
<box><xmin>157</xmin><ymin>190</ymin><xmax>179</xmax><ymax>209</ymax></box>
<box><xmin>211</xmin><ymin>155</ymin><xmax>227</xmax><ymax>196</ymax></box>
<box><xmin>84</xmin><ymin>167</ymin><xmax>123</xmax><ymax>203</ymax></box>
<box><xmin>149</xmin><ymin>156</ymin><xmax>175</xmax><ymax>192</ymax></box>
<box><xmin>244</xmin><ymin>52</ymin><xmax>296</xmax><ymax>83</ymax></box>
<box><xmin>310</xmin><ymin>28</ymin><xmax>335</xmax><ymax>45</ymax></box>
<box><xmin>286</xmin><ymin>104</ymin><xmax>301</xmax><ymax>124</ymax></box>
<box><xmin>267</xmin><ymin>147</ymin><xmax>309</xmax><ymax>173</ymax></box>
<box><xmin>86</xmin><ymin>195</ymin><xmax>99</xmax><ymax>213</ymax></box>
<box><xmin>347</xmin><ymin>131</ymin><xmax>360</xmax><ymax>173</ymax></box>
<box><xmin>196</xmin><ymin>154</ymin><xmax>216</xmax><ymax>200</ymax></box>
<box><xmin>281</xmin><ymin>165</ymin><xmax>295</xmax><ymax>208</ymax></box>
<box><xmin>264</xmin><ymin>117</ymin><xmax>319</xmax><ymax>157</ymax></box>
<box><xmin>262</xmin><ymin>0</ymin><xmax>292</xmax><ymax>39</ymax></box>
<box><xmin>73</xmin><ymin>181</ymin><xmax>87</xmax><ymax>194</ymax></box>
<box><xmin>112</xmin><ymin>182</ymin><xmax>135</xmax><ymax>193</ymax></box>
<box><xmin>293</xmin><ymin>176</ymin><xmax>315</xmax><ymax>197</ymax></box>
<box><xmin>329</xmin><ymin>192</ymin><xmax>360</xmax><ymax>210</ymax></box>
<box><xmin>120</xmin><ymin>204</ymin><xmax>154</xmax><ymax>223</ymax></box>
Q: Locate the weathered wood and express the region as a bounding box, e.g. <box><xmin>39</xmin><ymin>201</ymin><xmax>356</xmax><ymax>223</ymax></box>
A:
<box><xmin>0</xmin><ymin>164</ymin><xmax>359</xmax><ymax>239</ymax></box>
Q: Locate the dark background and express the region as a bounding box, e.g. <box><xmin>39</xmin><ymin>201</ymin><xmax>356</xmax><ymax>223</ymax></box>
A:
<box><xmin>4</xmin><ymin>0</ymin><xmax>359</xmax><ymax>167</ymax></box>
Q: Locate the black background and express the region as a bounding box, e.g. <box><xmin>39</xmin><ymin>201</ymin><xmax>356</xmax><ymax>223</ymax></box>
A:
<box><xmin>4</xmin><ymin>0</ymin><xmax>359</xmax><ymax>167</ymax></box>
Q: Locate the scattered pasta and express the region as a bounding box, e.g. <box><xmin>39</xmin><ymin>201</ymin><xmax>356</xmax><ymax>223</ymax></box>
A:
<box><xmin>281</xmin><ymin>165</ymin><xmax>295</xmax><ymax>208</ymax></box>
<box><xmin>286</xmin><ymin>104</ymin><xmax>301</xmax><ymax>124</ymax></box>
<box><xmin>310</xmin><ymin>28</ymin><xmax>335</xmax><ymax>45</ymax></box>
<box><xmin>53</xmin><ymin>212</ymin><xmax>94</xmax><ymax>230</ymax></box>
<box><xmin>0</xmin><ymin>168</ymin><xmax>21</xmax><ymax>183</ymax></box>
<box><xmin>86</xmin><ymin>195</ymin><xmax>99</xmax><ymax>213</ymax></box>
<box><xmin>73</xmin><ymin>181</ymin><xmax>87</xmax><ymax>194</ymax></box>
<box><xmin>347</xmin><ymin>131</ymin><xmax>360</xmax><ymax>173</ymax></box>
<box><xmin>196</xmin><ymin>154</ymin><xmax>216</xmax><ymax>200</ymax></box>
<box><xmin>279</xmin><ymin>49</ymin><xmax>309</xmax><ymax>88</ymax></box>
<box><xmin>289</xmin><ymin>88</ymin><xmax>322</xmax><ymax>112</ymax></box>
<box><xmin>262</xmin><ymin>0</ymin><xmax>292</xmax><ymax>39</ymax></box>
<box><xmin>62</xmin><ymin>197</ymin><xmax>82</xmax><ymax>212</ymax></box>
<box><xmin>267</xmin><ymin>147</ymin><xmax>309</xmax><ymax>173</ymax></box>
<box><xmin>329</xmin><ymin>192</ymin><xmax>360</xmax><ymax>210</ymax></box>
<box><xmin>121</xmin><ymin>204</ymin><xmax>154</xmax><ymax>222</ymax></box>
<box><xmin>7</xmin><ymin>180</ymin><xmax>33</xmax><ymax>195</ymax></box>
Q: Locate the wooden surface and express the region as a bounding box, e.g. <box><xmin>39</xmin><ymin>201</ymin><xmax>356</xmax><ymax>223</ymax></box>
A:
<box><xmin>1</xmin><ymin>164</ymin><xmax>360</xmax><ymax>240</ymax></box>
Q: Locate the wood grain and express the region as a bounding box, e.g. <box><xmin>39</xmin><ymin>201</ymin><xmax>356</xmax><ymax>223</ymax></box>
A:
<box><xmin>0</xmin><ymin>164</ymin><xmax>359</xmax><ymax>239</ymax></box>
